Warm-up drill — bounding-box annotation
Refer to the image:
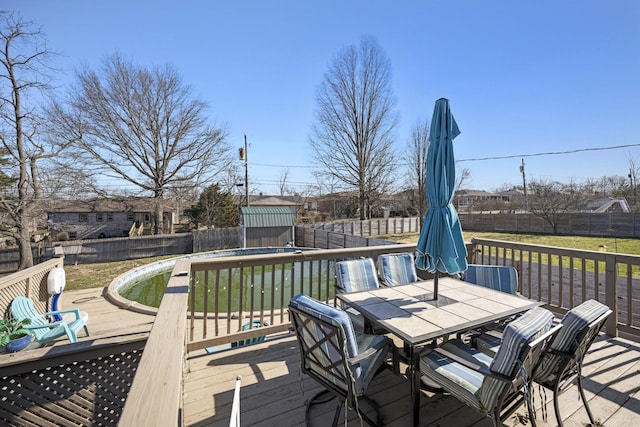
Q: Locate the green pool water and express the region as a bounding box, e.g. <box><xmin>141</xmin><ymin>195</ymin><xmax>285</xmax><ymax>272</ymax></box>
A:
<box><xmin>119</xmin><ymin>259</ymin><xmax>334</xmax><ymax>312</ymax></box>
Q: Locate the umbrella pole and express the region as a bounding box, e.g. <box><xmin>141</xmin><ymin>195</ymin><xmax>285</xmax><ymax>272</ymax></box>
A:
<box><xmin>434</xmin><ymin>272</ymin><xmax>438</xmax><ymax>300</ymax></box>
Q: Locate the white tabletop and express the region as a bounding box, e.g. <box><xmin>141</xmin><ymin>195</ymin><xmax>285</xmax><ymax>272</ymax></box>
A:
<box><xmin>337</xmin><ymin>276</ymin><xmax>541</xmax><ymax>346</ymax></box>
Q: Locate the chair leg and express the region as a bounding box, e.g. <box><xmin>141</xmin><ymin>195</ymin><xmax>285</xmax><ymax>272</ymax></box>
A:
<box><xmin>553</xmin><ymin>382</ymin><xmax>564</xmax><ymax>427</ymax></box>
<box><xmin>353</xmin><ymin>394</ymin><xmax>382</xmax><ymax>427</ymax></box>
<box><xmin>527</xmin><ymin>390</ymin><xmax>538</xmax><ymax>427</ymax></box>
<box><xmin>305</xmin><ymin>389</ymin><xmax>337</xmax><ymax>426</ymax></box>
<box><xmin>304</xmin><ymin>389</ymin><xmax>382</xmax><ymax>427</ymax></box>
<box><xmin>577</xmin><ymin>374</ymin><xmax>597</xmax><ymax>426</ymax></box>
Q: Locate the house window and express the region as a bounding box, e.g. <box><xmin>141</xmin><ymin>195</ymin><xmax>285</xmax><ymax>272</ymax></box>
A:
<box><xmin>107</xmin><ymin>213</ymin><xmax>114</xmax><ymax>221</ymax></box>
<box><xmin>68</xmin><ymin>232</ymin><xmax>77</xmax><ymax>240</ymax></box>
<box><xmin>96</xmin><ymin>213</ymin><xmax>104</xmax><ymax>222</ymax></box>
<box><xmin>144</xmin><ymin>213</ymin><xmax>150</xmax><ymax>223</ymax></box>
<box><xmin>127</xmin><ymin>212</ymin><xmax>134</xmax><ymax>221</ymax></box>
<box><xmin>79</xmin><ymin>213</ymin><xmax>89</xmax><ymax>223</ymax></box>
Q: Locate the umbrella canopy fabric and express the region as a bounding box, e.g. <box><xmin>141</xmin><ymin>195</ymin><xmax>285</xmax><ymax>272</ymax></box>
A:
<box><xmin>415</xmin><ymin>98</ymin><xmax>468</xmax><ymax>281</ymax></box>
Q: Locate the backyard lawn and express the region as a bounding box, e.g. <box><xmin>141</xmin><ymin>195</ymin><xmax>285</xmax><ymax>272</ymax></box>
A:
<box><xmin>384</xmin><ymin>231</ymin><xmax>640</xmax><ymax>255</ymax></box>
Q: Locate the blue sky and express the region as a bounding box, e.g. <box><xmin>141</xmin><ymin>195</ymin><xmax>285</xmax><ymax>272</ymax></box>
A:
<box><xmin>5</xmin><ymin>1</ymin><xmax>640</xmax><ymax>195</ymax></box>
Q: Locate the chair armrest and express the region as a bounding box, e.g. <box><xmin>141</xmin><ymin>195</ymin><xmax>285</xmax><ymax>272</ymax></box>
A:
<box><xmin>431</xmin><ymin>347</ymin><xmax>514</xmax><ymax>384</ymax></box>
<box><xmin>26</xmin><ymin>321</ymin><xmax>65</xmax><ymax>331</ymax></box>
<box><xmin>546</xmin><ymin>348</ymin><xmax>574</xmax><ymax>361</ymax></box>
<box><xmin>349</xmin><ymin>334</ymin><xmax>391</xmax><ymax>363</ymax></box>
<box><xmin>43</xmin><ymin>307</ymin><xmax>82</xmax><ymax>320</ymax></box>
<box><xmin>349</xmin><ymin>336</ymin><xmax>400</xmax><ymax>375</ymax></box>
<box><xmin>349</xmin><ymin>346</ymin><xmax>377</xmax><ymax>364</ymax></box>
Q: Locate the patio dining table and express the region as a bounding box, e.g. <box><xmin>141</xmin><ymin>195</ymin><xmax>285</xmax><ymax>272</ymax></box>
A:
<box><xmin>336</xmin><ymin>276</ymin><xmax>542</xmax><ymax>426</ymax></box>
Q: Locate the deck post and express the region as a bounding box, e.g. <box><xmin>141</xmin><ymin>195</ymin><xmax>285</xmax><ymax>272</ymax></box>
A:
<box><xmin>604</xmin><ymin>253</ymin><xmax>618</xmax><ymax>337</ymax></box>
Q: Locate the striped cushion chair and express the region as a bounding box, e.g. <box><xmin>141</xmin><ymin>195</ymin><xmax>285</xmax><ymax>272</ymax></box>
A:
<box><xmin>420</xmin><ymin>307</ymin><xmax>559</xmax><ymax>427</ymax></box>
<box><xmin>463</xmin><ymin>264</ymin><xmax>519</xmax><ymax>295</ymax></box>
<box><xmin>288</xmin><ymin>294</ymin><xmax>397</xmax><ymax>426</ymax></box>
<box><xmin>335</xmin><ymin>258</ymin><xmax>380</xmax><ymax>293</ymax></box>
<box><xmin>532</xmin><ymin>299</ymin><xmax>612</xmax><ymax>427</ymax></box>
<box><xmin>461</xmin><ymin>264</ymin><xmax>520</xmax><ymax>346</ymax></box>
<box><xmin>334</xmin><ymin>258</ymin><xmax>381</xmax><ymax>332</ymax></box>
<box><xmin>377</xmin><ymin>252</ymin><xmax>419</xmax><ymax>287</ymax></box>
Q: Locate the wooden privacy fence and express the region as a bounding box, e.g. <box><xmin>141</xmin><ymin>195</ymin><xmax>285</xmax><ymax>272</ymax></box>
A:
<box><xmin>305</xmin><ymin>217</ymin><xmax>421</xmax><ymax>236</ymax></box>
<box><xmin>460</xmin><ymin>212</ymin><xmax>640</xmax><ymax>237</ymax></box>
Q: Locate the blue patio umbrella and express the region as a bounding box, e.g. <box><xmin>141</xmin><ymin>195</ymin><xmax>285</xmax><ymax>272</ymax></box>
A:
<box><xmin>415</xmin><ymin>98</ymin><xmax>468</xmax><ymax>299</ymax></box>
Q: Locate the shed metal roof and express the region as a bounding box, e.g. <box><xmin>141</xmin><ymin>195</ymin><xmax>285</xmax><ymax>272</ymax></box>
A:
<box><xmin>241</xmin><ymin>206</ymin><xmax>295</xmax><ymax>228</ymax></box>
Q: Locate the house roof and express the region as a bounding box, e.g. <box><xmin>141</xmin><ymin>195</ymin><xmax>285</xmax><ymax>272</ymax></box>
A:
<box><xmin>251</xmin><ymin>196</ymin><xmax>299</xmax><ymax>206</ymax></box>
<box><xmin>241</xmin><ymin>206</ymin><xmax>295</xmax><ymax>227</ymax></box>
<box><xmin>46</xmin><ymin>197</ymin><xmax>175</xmax><ymax>213</ymax></box>
<box><xmin>585</xmin><ymin>198</ymin><xmax>630</xmax><ymax>213</ymax></box>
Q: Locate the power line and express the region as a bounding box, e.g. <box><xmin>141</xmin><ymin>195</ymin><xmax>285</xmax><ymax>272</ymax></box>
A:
<box><xmin>253</xmin><ymin>143</ymin><xmax>640</xmax><ymax>169</ymax></box>
<box><xmin>456</xmin><ymin>143</ymin><xmax>640</xmax><ymax>163</ymax></box>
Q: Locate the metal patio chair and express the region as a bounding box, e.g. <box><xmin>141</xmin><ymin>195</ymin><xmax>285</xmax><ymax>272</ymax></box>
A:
<box><xmin>289</xmin><ymin>294</ymin><xmax>398</xmax><ymax>426</ymax></box>
<box><xmin>532</xmin><ymin>299</ymin><xmax>612</xmax><ymax>426</ymax></box>
<box><xmin>420</xmin><ymin>307</ymin><xmax>561</xmax><ymax>427</ymax></box>
<box><xmin>463</xmin><ymin>264</ymin><xmax>519</xmax><ymax>295</ymax></box>
<box><xmin>334</xmin><ymin>258</ymin><xmax>381</xmax><ymax>332</ymax></box>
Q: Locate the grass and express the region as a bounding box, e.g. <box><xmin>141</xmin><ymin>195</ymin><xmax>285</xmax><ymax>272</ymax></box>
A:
<box><xmin>383</xmin><ymin>231</ymin><xmax>640</xmax><ymax>277</ymax></box>
<box><xmin>383</xmin><ymin>231</ymin><xmax>640</xmax><ymax>256</ymax></box>
<box><xmin>64</xmin><ymin>255</ymin><xmax>180</xmax><ymax>292</ymax></box>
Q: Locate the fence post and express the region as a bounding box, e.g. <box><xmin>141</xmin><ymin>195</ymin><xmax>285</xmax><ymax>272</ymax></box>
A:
<box><xmin>604</xmin><ymin>253</ymin><xmax>618</xmax><ymax>337</ymax></box>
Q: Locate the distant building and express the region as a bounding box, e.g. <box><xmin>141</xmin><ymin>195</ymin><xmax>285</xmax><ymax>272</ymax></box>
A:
<box><xmin>250</xmin><ymin>196</ymin><xmax>300</xmax><ymax>214</ymax></box>
<box><xmin>584</xmin><ymin>198</ymin><xmax>630</xmax><ymax>213</ymax></box>
<box><xmin>455</xmin><ymin>189</ymin><xmax>514</xmax><ymax>212</ymax></box>
<box><xmin>46</xmin><ymin>197</ymin><xmax>176</xmax><ymax>240</ymax></box>
<box><xmin>240</xmin><ymin>206</ymin><xmax>295</xmax><ymax>247</ymax></box>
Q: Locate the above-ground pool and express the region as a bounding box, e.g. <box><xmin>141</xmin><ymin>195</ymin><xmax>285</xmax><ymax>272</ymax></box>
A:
<box><xmin>106</xmin><ymin>247</ymin><xmax>322</xmax><ymax>315</ymax></box>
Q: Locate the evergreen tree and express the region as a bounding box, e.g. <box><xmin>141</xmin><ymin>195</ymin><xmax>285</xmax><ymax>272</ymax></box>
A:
<box><xmin>186</xmin><ymin>184</ymin><xmax>238</xmax><ymax>229</ymax></box>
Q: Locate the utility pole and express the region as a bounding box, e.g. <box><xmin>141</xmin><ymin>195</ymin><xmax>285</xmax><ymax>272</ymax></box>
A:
<box><xmin>629</xmin><ymin>168</ymin><xmax>636</xmax><ymax>207</ymax></box>
<box><xmin>239</xmin><ymin>135</ymin><xmax>249</xmax><ymax>206</ymax></box>
<box><xmin>520</xmin><ymin>158</ymin><xmax>528</xmax><ymax>211</ymax></box>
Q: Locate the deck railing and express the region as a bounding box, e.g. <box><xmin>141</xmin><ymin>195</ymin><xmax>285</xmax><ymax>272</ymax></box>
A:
<box><xmin>0</xmin><ymin>257</ymin><xmax>64</xmax><ymax>317</ymax></box>
<box><xmin>184</xmin><ymin>243</ymin><xmax>421</xmax><ymax>352</ymax></box>
<box><xmin>470</xmin><ymin>237</ymin><xmax>640</xmax><ymax>338</ymax></box>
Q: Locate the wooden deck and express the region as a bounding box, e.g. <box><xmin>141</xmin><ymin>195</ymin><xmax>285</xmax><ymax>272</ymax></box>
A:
<box><xmin>184</xmin><ymin>331</ymin><xmax>640</xmax><ymax>427</ymax></box>
<box><xmin>6</xmin><ymin>287</ymin><xmax>640</xmax><ymax>427</ymax></box>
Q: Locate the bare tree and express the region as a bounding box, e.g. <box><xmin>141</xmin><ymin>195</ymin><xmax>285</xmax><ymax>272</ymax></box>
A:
<box><xmin>278</xmin><ymin>168</ymin><xmax>290</xmax><ymax>196</ymax></box>
<box><xmin>627</xmin><ymin>154</ymin><xmax>639</xmax><ymax>208</ymax></box>
<box><xmin>455</xmin><ymin>167</ymin><xmax>471</xmax><ymax>193</ymax></box>
<box><xmin>528</xmin><ymin>179</ymin><xmax>587</xmax><ymax>234</ymax></box>
<box><xmin>310</xmin><ymin>36</ymin><xmax>398</xmax><ymax>220</ymax></box>
<box><xmin>0</xmin><ymin>13</ymin><xmax>70</xmax><ymax>269</ymax></box>
<box><xmin>405</xmin><ymin>117</ymin><xmax>429</xmax><ymax>218</ymax></box>
<box><xmin>49</xmin><ymin>53</ymin><xmax>229</xmax><ymax>234</ymax></box>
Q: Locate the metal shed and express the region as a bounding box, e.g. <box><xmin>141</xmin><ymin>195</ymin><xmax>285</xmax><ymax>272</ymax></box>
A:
<box><xmin>240</xmin><ymin>206</ymin><xmax>295</xmax><ymax>248</ymax></box>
